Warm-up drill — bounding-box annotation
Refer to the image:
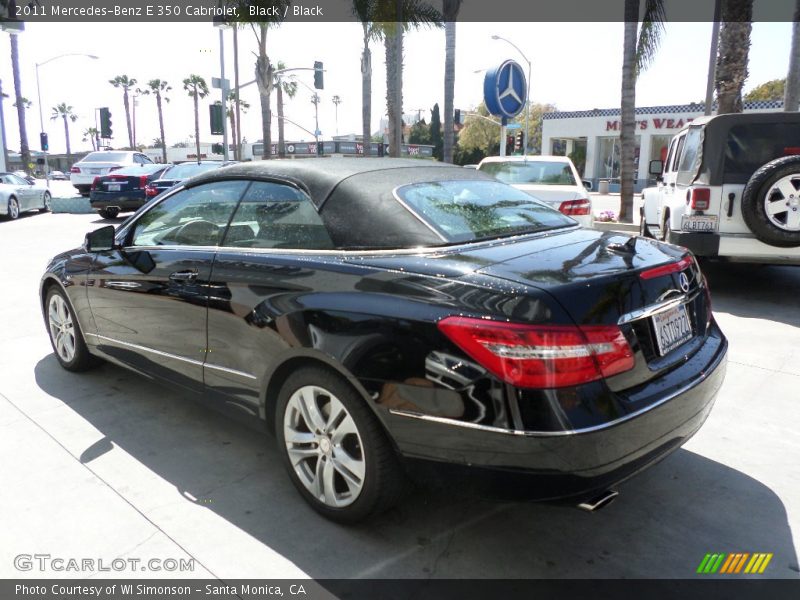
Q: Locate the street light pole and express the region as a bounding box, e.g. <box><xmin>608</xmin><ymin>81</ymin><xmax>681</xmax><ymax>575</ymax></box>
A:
<box><xmin>35</xmin><ymin>53</ymin><xmax>98</xmax><ymax>187</ymax></box>
<box><xmin>492</xmin><ymin>35</ymin><xmax>531</xmax><ymax>157</ymax></box>
<box><xmin>218</xmin><ymin>26</ymin><xmax>229</xmax><ymax>161</ymax></box>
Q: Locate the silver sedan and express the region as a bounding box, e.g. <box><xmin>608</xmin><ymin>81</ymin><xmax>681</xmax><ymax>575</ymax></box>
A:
<box><xmin>0</xmin><ymin>173</ymin><xmax>51</xmax><ymax>220</ymax></box>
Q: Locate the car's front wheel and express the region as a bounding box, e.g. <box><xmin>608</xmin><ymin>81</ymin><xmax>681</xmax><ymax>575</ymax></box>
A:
<box><xmin>7</xmin><ymin>196</ymin><xmax>19</xmax><ymax>220</ymax></box>
<box><xmin>275</xmin><ymin>366</ymin><xmax>406</xmax><ymax>523</ymax></box>
<box><xmin>40</xmin><ymin>191</ymin><xmax>51</xmax><ymax>213</ymax></box>
<box><xmin>45</xmin><ymin>287</ymin><xmax>100</xmax><ymax>372</ymax></box>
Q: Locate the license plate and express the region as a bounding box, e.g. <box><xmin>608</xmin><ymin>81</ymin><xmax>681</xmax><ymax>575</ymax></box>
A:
<box><xmin>89</xmin><ymin>168</ymin><xmax>101</xmax><ymax>175</ymax></box>
<box><xmin>107</xmin><ymin>183</ymin><xmax>121</xmax><ymax>192</ymax></box>
<box><xmin>652</xmin><ymin>304</ymin><xmax>693</xmax><ymax>356</ymax></box>
<box><xmin>681</xmin><ymin>215</ymin><xmax>717</xmax><ymax>232</ymax></box>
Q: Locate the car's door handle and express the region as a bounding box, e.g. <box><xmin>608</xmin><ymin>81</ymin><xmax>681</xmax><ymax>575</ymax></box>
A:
<box><xmin>169</xmin><ymin>270</ymin><xmax>198</xmax><ymax>282</ymax></box>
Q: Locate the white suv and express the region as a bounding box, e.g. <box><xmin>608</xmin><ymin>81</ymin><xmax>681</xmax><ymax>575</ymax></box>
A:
<box><xmin>641</xmin><ymin>113</ymin><xmax>800</xmax><ymax>264</ymax></box>
<box><xmin>477</xmin><ymin>155</ymin><xmax>594</xmax><ymax>227</ymax></box>
<box><xmin>70</xmin><ymin>150</ymin><xmax>154</xmax><ymax>196</ymax></box>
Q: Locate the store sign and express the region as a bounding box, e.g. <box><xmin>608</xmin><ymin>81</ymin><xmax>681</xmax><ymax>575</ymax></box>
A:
<box><xmin>605</xmin><ymin>117</ymin><xmax>695</xmax><ymax>131</ymax></box>
<box><xmin>483</xmin><ymin>60</ymin><xmax>527</xmax><ymax>119</ymax></box>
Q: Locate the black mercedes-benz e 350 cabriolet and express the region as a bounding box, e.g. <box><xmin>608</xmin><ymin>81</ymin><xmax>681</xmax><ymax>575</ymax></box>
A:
<box><xmin>41</xmin><ymin>158</ymin><xmax>727</xmax><ymax>522</ymax></box>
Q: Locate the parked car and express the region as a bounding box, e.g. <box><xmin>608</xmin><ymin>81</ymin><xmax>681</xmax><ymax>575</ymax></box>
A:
<box><xmin>0</xmin><ymin>172</ymin><xmax>51</xmax><ymax>219</ymax></box>
<box><xmin>145</xmin><ymin>160</ymin><xmax>233</xmax><ymax>199</ymax></box>
<box><xmin>50</xmin><ymin>170</ymin><xmax>69</xmax><ymax>181</ymax></box>
<box><xmin>13</xmin><ymin>170</ymin><xmax>36</xmax><ymax>184</ymax></box>
<box><xmin>70</xmin><ymin>150</ymin><xmax>154</xmax><ymax>196</ymax></box>
<box><xmin>641</xmin><ymin>112</ymin><xmax>800</xmax><ymax>264</ymax></box>
<box><xmin>89</xmin><ymin>163</ymin><xmax>172</xmax><ymax>219</ymax></box>
<box><xmin>41</xmin><ymin>158</ymin><xmax>727</xmax><ymax>522</ymax></box>
<box><xmin>478</xmin><ymin>155</ymin><xmax>595</xmax><ymax>227</ymax></box>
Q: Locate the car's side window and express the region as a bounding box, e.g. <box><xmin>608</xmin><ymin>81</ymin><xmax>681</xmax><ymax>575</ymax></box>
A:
<box><xmin>221</xmin><ymin>181</ymin><xmax>334</xmax><ymax>250</ymax></box>
<box><xmin>670</xmin><ymin>135</ymin><xmax>685</xmax><ymax>173</ymax></box>
<box><xmin>130</xmin><ymin>181</ymin><xmax>249</xmax><ymax>248</ymax></box>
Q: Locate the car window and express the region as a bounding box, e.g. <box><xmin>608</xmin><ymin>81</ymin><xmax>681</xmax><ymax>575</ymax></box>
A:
<box><xmin>670</xmin><ymin>135</ymin><xmax>685</xmax><ymax>173</ymax></box>
<box><xmin>8</xmin><ymin>174</ymin><xmax>28</xmax><ymax>185</ymax></box>
<box><xmin>138</xmin><ymin>154</ymin><xmax>154</xmax><ymax>164</ymax></box>
<box><xmin>222</xmin><ymin>181</ymin><xmax>334</xmax><ymax>250</ymax></box>
<box><xmin>111</xmin><ymin>164</ymin><xmax>167</xmax><ymax>177</ymax></box>
<box><xmin>82</xmin><ymin>152</ymin><xmax>130</xmax><ymax>163</ymax></box>
<box><xmin>130</xmin><ymin>181</ymin><xmax>248</xmax><ymax>247</ymax></box>
<box><xmin>162</xmin><ymin>162</ymin><xmax>223</xmax><ymax>180</ymax></box>
<box><xmin>479</xmin><ymin>161</ymin><xmax>577</xmax><ymax>186</ymax></box>
<box><xmin>397</xmin><ymin>180</ymin><xmax>576</xmax><ymax>243</ymax></box>
<box><xmin>724</xmin><ymin>122</ymin><xmax>800</xmax><ymax>181</ymax></box>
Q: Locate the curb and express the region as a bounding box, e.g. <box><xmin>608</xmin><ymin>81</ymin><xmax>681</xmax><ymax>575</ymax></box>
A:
<box><xmin>51</xmin><ymin>197</ymin><xmax>94</xmax><ymax>214</ymax></box>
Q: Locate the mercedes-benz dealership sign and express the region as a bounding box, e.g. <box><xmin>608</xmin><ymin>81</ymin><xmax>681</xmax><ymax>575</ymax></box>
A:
<box><xmin>483</xmin><ymin>59</ymin><xmax>527</xmax><ymax>119</ymax></box>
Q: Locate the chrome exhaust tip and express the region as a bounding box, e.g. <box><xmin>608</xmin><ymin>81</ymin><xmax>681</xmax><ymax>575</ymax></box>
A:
<box><xmin>577</xmin><ymin>489</ymin><xmax>619</xmax><ymax>513</ymax></box>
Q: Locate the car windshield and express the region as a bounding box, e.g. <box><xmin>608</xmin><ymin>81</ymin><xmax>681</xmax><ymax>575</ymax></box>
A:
<box><xmin>479</xmin><ymin>161</ymin><xmax>577</xmax><ymax>186</ymax></box>
<box><xmin>397</xmin><ymin>180</ymin><xmax>576</xmax><ymax>243</ymax></box>
<box><xmin>82</xmin><ymin>152</ymin><xmax>130</xmax><ymax>163</ymax></box>
<box><xmin>110</xmin><ymin>164</ymin><xmax>167</xmax><ymax>176</ymax></box>
<box><xmin>162</xmin><ymin>162</ymin><xmax>223</xmax><ymax>180</ymax></box>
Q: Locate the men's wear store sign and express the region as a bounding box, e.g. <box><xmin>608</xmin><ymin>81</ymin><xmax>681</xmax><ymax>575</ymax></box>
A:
<box><xmin>605</xmin><ymin>117</ymin><xmax>695</xmax><ymax>131</ymax></box>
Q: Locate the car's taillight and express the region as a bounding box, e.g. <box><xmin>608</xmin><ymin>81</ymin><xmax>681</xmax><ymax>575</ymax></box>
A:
<box><xmin>70</xmin><ymin>166</ymin><xmax>81</xmax><ymax>174</ymax></box>
<box><xmin>686</xmin><ymin>187</ymin><xmax>710</xmax><ymax>211</ymax></box>
<box><xmin>639</xmin><ymin>255</ymin><xmax>693</xmax><ymax>280</ymax></box>
<box><xmin>558</xmin><ymin>198</ymin><xmax>591</xmax><ymax>216</ymax></box>
<box><xmin>90</xmin><ymin>176</ymin><xmax>100</xmax><ymax>190</ymax></box>
<box><xmin>437</xmin><ymin>317</ymin><xmax>634</xmax><ymax>389</ymax></box>
<box><xmin>145</xmin><ymin>184</ymin><xmax>158</xmax><ymax>197</ymax></box>
<box><xmin>139</xmin><ymin>175</ymin><xmax>148</xmax><ymax>189</ymax></box>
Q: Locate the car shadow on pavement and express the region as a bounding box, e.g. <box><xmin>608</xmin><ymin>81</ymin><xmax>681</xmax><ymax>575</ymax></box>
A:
<box><xmin>702</xmin><ymin>262</ymin><xmax>800</xmax><ymax>328</ymax></box>
<box><xmin>34</xmin><ymin>355</ymin><xmax>799</xmax><ymax>579</ymax></box>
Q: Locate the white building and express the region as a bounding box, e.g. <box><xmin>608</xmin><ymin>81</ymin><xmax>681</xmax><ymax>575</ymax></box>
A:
<box><xmin>542</xmin><ymin>100</ymin><xmax>784</xmax><ymax>192</ymax></box>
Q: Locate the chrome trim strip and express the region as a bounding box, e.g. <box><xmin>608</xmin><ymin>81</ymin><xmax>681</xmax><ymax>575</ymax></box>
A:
<box><xmin>388</xmin><ymin>346</ymin><xmax>725</xmax><ymax>438</ymax></box>
<box><xmin>617</xmin><ymin>288</ymin><xmax>701</xmax><ymax>325</ymax></box>
<box><xmin>85</xmin><ymin>333</ymin><xmax>257</xmax><ymax>380</ymax></box>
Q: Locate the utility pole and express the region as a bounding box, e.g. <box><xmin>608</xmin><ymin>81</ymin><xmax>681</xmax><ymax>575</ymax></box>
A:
<box><xmin>311</xmin><ymin>93</ymin><xmax>320</xmax><ymax>152</ymax></box>
<box><xmin>331</xmin><ymin>95</ymin><xmax>341</xmax><ymax>137</ymax></box>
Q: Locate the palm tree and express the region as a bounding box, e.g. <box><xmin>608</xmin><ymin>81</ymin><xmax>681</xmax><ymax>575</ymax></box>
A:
<box><xmin>109</xmin><ymin>75</ymin><xmax>137</xmax><ymax>148</ymax></box>
<box><xmin>141</xmin><ymin>79</ymin><xmax>171</xmax><ymax>164</ymax></box>
<box><xmin>9</xmin><ymin>34</ymin><xmax>31</xmax><ymax>174</ymax></box>
<box><xmin>226</xmin><ymin>90</ymin><xmax>250</xmax><ymax>159</ymax></box>
<box><xmin>183</xmin><ymin>75</ymin><xmax>209</xmax><ymax>163</ymax></box>
<box><xmin>274</xmin><ymin>60</ymin><xmax>298</xmax><ymax>158</ymax></box>
<box><xmin>353</xmin><ymin>0</ymin><xmax>382</xmax><ymax>156</ymax></box>
<box><xmin>82</xmin><ymin>127</ymin><xmax>99</xmax><ymax>151</ymax></box>
<box><xmin>50</xmin><ymin>103</ymin><xmax>78</xmax><ymax>161</ymax></box>
<box><xmin>378</xmin><ymin>2</ymin><xmax>442</xmax><ymax>157</ymax></box>
<box><xmin>715</xmin><ymin>0</ymin><xmax>753</xmax><ymax>114</ymax></box>
<box><xmin>785</xmin><ymin>0</ymin><xmax>800</xmax><ymax>111</ymax></box>
<box><xmin>618</xmin><ymin>0</ymin><xmax>666</xmax><ymax>222</ymax></box>
<box><xmin>442</xmin><ymin>0</ymin><xmax>462</xmax><ymax>163</ymax></box>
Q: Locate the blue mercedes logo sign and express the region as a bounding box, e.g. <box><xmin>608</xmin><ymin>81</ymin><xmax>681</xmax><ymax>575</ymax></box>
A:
<box><xmin>484</xmin><ymin>60</ymin><xmax>528</xmax><ymax>119</ymax></box>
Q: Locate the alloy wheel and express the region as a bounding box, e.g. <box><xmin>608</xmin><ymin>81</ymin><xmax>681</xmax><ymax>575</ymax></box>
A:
<box><xmin>43</xmin><ymin>192</ymin><xmax>52</xmax><ymax>211</ymax></box>
<box><xmin>764</xmin><ymin>174</ymin><xmax>800</xmax><ymax>232</ymax></box>
<box><xmin>8</xmin><ymin>197</ymin><xmax>19</xmax><ymax>220</ymax></box>
<box><xmin>48</xmin><ymin>294</ymin><xmax>76</xmax><ymax>363</ymax></box>
<box><xmin>283</xmin><ymin>385</ymin><xmax>366</xmax><ymax>508</ymax></box>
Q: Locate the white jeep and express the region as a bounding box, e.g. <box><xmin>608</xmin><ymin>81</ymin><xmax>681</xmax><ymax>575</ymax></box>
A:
<box><xmin>640</xmin><ymin>112</ymin><xmax>800</xmax><ymax>264</ymax></box>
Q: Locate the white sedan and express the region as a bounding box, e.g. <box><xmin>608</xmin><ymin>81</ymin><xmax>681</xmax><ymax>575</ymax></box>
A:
<box><xmin>477</xmin><ymin>155</ymin><xmax>594</xmax><ymax>228</ymax></box>
<box><xmin>0</xmin><ymin>172</ymin><xmax>51</xmax><ymax>220</ymax></box>
<box><xmin>70</xmin><ymin>150</ymin><xmax>154</xmax><ymax>196</ymax></box>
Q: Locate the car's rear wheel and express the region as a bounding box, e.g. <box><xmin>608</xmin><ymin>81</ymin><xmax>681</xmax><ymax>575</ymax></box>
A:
<box><xmin>659</xmin><ymin>212</ymin><xmax>671</xmax><ymax>242</ymax></box>
<box><xmin>275</xmin><ymin>366</ymin><xmax>405</xmax><ymax>523</ymax></box>
<box><xmin>639</xmin><ymin>207</ymin><xmax>653</xmax><ymax>238</ymax></box>
<box><xmin>45</xmin><ymin>287</ymin><xmax>101</xmax><ymax>372</ymax></box>
<box><xmin>7</xmin><ymin>196</ymin><xmax>19</xmax><ymax>220</ymax></box>
<box><xmin>742</xmin><ymin>155</ymin><xmax>800</xmax><ymax>247</ymax></box>
<box><xmin>98</xmin><ymin>207</ymin><xmax>119</xmax><ymax>219</ymax></box>
<box><xmin>40</xmin><ymin>191</ymin><xmax>51</xmax><ymax>213</ymax></box>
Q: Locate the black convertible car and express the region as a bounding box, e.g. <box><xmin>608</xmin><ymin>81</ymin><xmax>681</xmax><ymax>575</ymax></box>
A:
<box><xmin>41</xmin><ymin>158</ymin><xmax>727</xmax><ymax>522</ymax></box>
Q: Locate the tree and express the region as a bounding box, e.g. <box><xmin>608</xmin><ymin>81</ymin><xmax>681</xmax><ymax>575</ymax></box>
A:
<box><xmin>9</xmin><ymin>34</ymin><xmax>31</xmax><ymax>174</ymax></box>
<box><xmin>82</xmin><ymin>127</ymin><xmax>99</xmax><ymax>151</ymax></box>
<box><xmin>619</xmin><ymin>0</ymin><xmax>666</xmax><ymax>222</ymax></box>
<box><xmin>429</xmin><ymin>103</ymin><xmax>443</xmax><ymax>160</ymax></box>
<box><xmin>378</xmin><ymin>2</ymin><xmax>442</xmax><ymax>157</ymax></box>
<box><xmin>743</xmin><ymin>78</ymin><xmax>785</xmax><ymax>102</ymax></box>
<box><xmin>109</xmin><ymin>75</ymin><xmax>138</xmax><ymax>149</ymax></box>
<box><xmin>353</xmin><ymin>0</ymin><xmax>381</xmax><ymax>155</ymax></box>
<box><xmin>715</xmin><ymin>0</ymin><xmax>753</xmax><ymax>115</ymax></box>
<box><xmin>456</xmin><ymin>102</ymin><xmax>501</xmax><ymax>159</ymax></box>
<box><xmin>785</xmin><ymin>0</ymin><xmax>800</xmax><ymax>111</ymax></box>
<box><xmin>183</xmin><ymin>75</ymin><xmax>209</xmax><ymax>163</ymax></box>
<box><xmin>407</xmin><ymin>118</ymin><xmax>430</xmax><ymax>144</ymax></box>
<box><xmin>12</xmin><ymin>96</ymin><xmax>31</xmax><ymax>110</ymax></box>
<box><xmin>226</xmin><ymin>90</ymin><xmax>250</xmax><ymax>160</ymax></box>
<box><xmin>274</xmin><ymin>60</ymin><xmax>297</xmax><ymax>158</ymax></box>
<box><xmin>141</xmin><ymin>79</ymin><xmax>171</xmax><ymax>164</ymax></box>
<box><xmin>442</xmin><ymin>0</ymin><xmax>462</xmax><ymax>163</ymax></box>
<box><xmin>50</xmin><ymin>103</ymin><xmax>78</xmax><ymax>160</ymax></box>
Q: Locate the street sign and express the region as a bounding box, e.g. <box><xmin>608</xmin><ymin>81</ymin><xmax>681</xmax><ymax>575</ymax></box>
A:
<box><xmin>211</xmin><ymin>77</ymin><xmax>230</xmax><ymax>91</ymax></box>
<box><xmin>483</xmin><ymin>60</ymin><xmax>527</xmax><ymax>119</ymax></box>
<box><xmin>505</xmin><ymin>122</ymin><xmax>522</xmax><ymax>130</ymax></box>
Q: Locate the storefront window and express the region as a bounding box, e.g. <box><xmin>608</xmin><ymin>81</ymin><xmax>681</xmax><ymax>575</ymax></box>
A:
<box><xmin>595</xmin><ymin>136</ymin><xmax>640</xmax><ymax>181</ymax></box>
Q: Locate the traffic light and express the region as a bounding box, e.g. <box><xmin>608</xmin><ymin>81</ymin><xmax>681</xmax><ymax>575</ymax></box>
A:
<box><xmin>39</xmin><ymin>132</ymin><xmax>49</xmax><ymax>152</ymax></box>
<box><xmin>211</xmin><ymin>143</ymin><xmax>224</xmax><ymax>154</ymax></box>
<box><xmin>515</xmin><ymin>131</ymin><xmax>524</xmax><ymax>153</ymax></box>
<box><xmin>314</xmin><ymin>61</ymin><xmax>324</xmax><ymax>90</ymax></box>
<box><xmin>454</xmin><ymin>109</ymin><xmax>462</xmax><ymax>125</ymax></box>
<box><xmin>99</xmin><ymin>108</ymin><xmax>112</xmax><ymax>138</ymax></box>
<box><xmin>507</xmin><ymin>135</ymin><xmax>515</xmax><ymax>153</ymax></box>
<box><xmin>209</xmin><ymin>103</ymin><xmax>224</xmax><ymax>135</ymax></box>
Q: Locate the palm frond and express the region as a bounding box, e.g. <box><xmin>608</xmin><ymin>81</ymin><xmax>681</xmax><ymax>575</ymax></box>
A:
<box><xmin>635</xmin><ymin>0</ymin><xmax>666</xmax><ymax>76</ymax></box>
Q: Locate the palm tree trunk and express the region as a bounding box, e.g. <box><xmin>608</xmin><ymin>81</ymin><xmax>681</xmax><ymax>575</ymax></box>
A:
<box><xmin>277</xmin><ymin>84</ymin><xmax>286</xmax><ymax>158</ymax></box>
<box><xmin>385</xmin><ymin>27</ymin><xmax>404</xmax><ymax>158</ymax></box>
<box><xmin>10</xmin><ymin>34</ymin><xmax>31</xmax><ymax>173</ymax></box>
<box><xmin>233</xmin><ymin>26</ymin><xmax>242</xmax><ymax>161</ymax></box>
<box><xmin>193</xmin><ymin>92</ymin><xmax>201</xmax><ymax>162</ymax></box>
<box><xmin>715</xmin><ymin>0</ymin><xmax>753</xmax><ymax>115</ymax></box>
<box><xmin>443</xmin><ymin>1</ymin><xmax>459</xmax><ymax>164</ymax></box>
<box><xmin>62</xmin><ymin>115</ymin><xmax>71</xmax><ymax>161</ymax></box>
<box><xmin>229</xmin><ymin>107</ymin><xmax>237</xmax><ymax>159</ymax></box>
<box><xmin>255</xmin><ymin>24</ymin><xmax>273</xmax><ymax>160</ymax></box>
<box><xmin>123</xmin><ymin>89</ymin><xmax>134</xmax><ymax>149</ymax></box>
<box><xmin>157</xmin><ymin>94</ymin><xmax>167</xmax><ymax>164</ymax></box>
<box><xmin>361</xmin><ymin>26</ymin><xmax>372</xmax><ymax>156</ymax></box>
<box><xmin>784</xmin><ymin>0</ymin><xmax>800</xmax><ymax>111</ymax></box>
<box><xmin>619</xmin><ymin>0</ymin><xmax>639</xmax><ymax>223</ymax></box>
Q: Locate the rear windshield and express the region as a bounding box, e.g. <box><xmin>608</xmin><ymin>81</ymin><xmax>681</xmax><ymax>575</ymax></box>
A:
<box><xmin>479</xmin><ymin>161</ymin><xmax>576</xmax><ymax>185</ymax></box>
<box><xmin>724</xmin><ymin>122</ymin><xmax>800</xmax><ymax>181</ymax></box>
<box><xmin>110</xmin><ymin>164</ymin><xmax>167</xmax><ymax>176</ymax></box>
<box><xmin>162</xmin><ymin>162</ymin><xmax>223</xmax><ymax>180</ymax></box>
<box><xmin>82</xmin><ymin>152</ymin><xmax>130</xmax><ymax>163</ymax></box>
<box><xmin>397</xmin><ymin>180</ymin><xmax>576</xmax><ymax>243</ymax></box>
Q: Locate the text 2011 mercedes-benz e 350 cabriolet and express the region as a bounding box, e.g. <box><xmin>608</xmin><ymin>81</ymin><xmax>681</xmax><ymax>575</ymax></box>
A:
<box><xmin>41</xmin><ymin>159</ymin><xmax>727</xmax><ymax>522</ymax></box>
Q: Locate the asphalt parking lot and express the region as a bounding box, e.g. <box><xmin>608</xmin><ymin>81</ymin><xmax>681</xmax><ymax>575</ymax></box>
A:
<box><xmin>1</xmin><ymin>209</ymin><xmax>799</xmax><ymax>580</ymax></box>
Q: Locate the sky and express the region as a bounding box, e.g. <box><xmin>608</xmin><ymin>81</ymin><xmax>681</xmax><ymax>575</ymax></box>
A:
<box><xmin>0</xmin><ymin>19</ymin><xmax>793</xmax><ymax>155</ymax></box>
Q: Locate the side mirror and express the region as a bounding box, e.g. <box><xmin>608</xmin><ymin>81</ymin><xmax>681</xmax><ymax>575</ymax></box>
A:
<box><xmin>648</xmin><ymin>160</ymin><xmax>664</xmax><ymax>176</ymax></box>
<box><xmin>85</xmin><ymin>225</ymin><xmax>116</xmax><ymax>252</ymax></box>
<box><xmin>582</xmin><ymin>180</ymin><xmax>593</xmax><ymax>191</ymax></box>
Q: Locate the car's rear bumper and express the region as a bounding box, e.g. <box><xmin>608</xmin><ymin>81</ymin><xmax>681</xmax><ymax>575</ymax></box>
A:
<box><xmin>89</xmin><ymin>193</ymin><xmax>146</xmax><ymax>211</ymax></box>
<box><xmin>384</xmin><ymin>330</ymin><xmax>727</xmax><ymax>500</ymax></box>
<box><xmin>668</xmin><ymin>231</ymin><xmax>800</xmax><ymax>263</ymax></box>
